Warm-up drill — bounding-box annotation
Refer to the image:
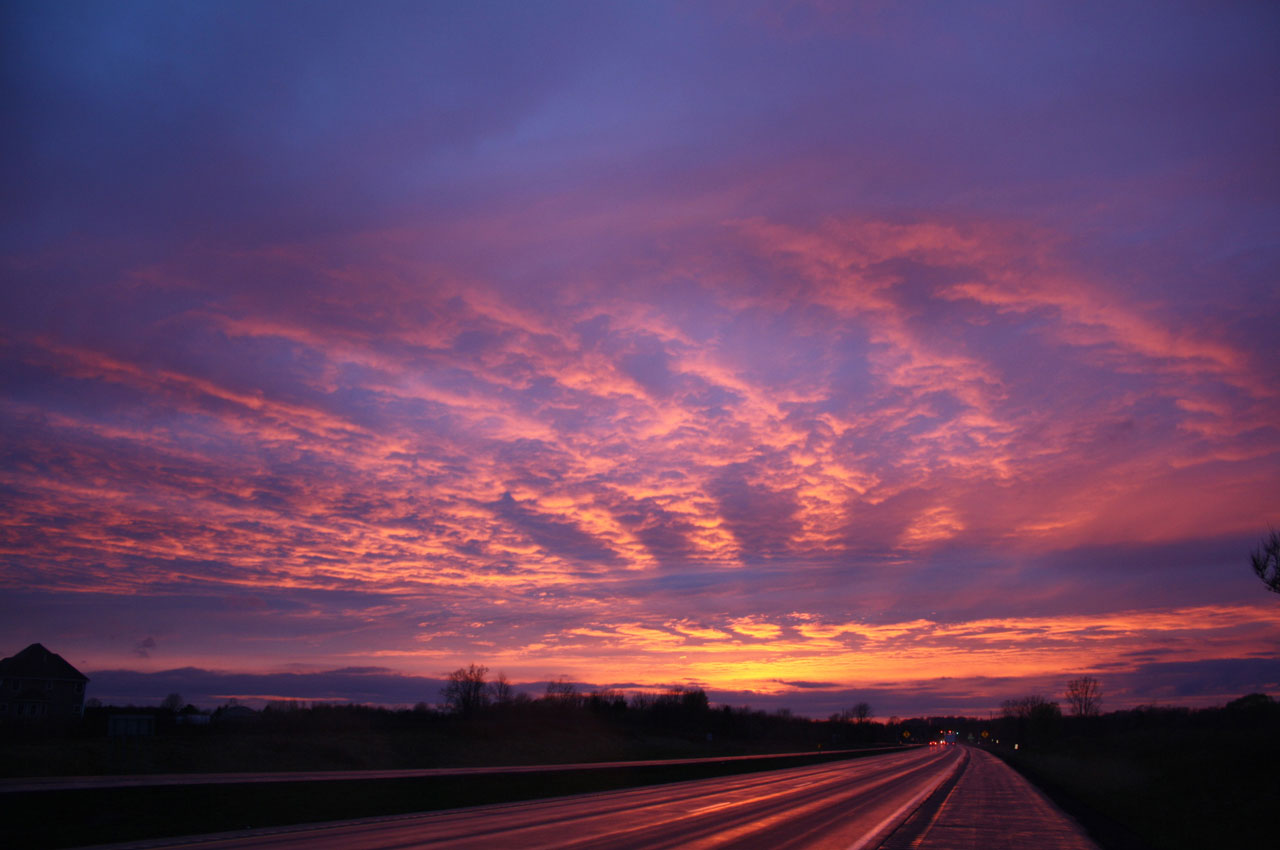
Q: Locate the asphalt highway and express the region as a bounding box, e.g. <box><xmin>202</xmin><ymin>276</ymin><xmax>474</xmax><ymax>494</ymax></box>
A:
<box><xmin>102</xmin><ymin>746</ymin><xmax>962</xmax><ymax>850</ymax></box>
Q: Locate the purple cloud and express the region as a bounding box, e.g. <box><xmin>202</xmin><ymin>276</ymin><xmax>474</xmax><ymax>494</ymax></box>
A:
<box><xmin>2</xmin><ymin>1</ymin><xmax>1277</xmax><ymax>717</ymax></box>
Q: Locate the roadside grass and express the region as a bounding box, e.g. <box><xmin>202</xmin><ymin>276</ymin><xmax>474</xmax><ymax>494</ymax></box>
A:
<box><xmin>997</xmin><ymin>727</ymin><xmax>1278</xmax><ymax>850</ymax></box>
<box><xmin>1</xmin><ymin>722</ymin><xmax>830</xmax><ymax>777</ymax></box>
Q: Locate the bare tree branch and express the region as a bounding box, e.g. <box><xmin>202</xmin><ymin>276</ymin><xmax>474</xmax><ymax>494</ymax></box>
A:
<box><xmin>1065</xmin><ymin>676</ymin><xmax>1102</xmax><ymax>717</ymax></box>
<box><xmin>1250</xmin><ymin>530</ymin><xmax>1280</xmax><ymax>594</ymax></box>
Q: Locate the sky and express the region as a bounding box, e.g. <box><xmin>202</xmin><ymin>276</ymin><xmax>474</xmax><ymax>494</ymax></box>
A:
<box><xmin>2</xmin><ymin>0</ymin><xmax>1279</xmax><ymax>718</ymax></box>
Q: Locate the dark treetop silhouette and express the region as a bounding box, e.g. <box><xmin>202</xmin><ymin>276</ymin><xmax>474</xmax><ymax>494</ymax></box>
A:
<box><xmin>1251</xmin><ymin>530</ymin><xmax>1280</xmax><ymax>594</ymax></box>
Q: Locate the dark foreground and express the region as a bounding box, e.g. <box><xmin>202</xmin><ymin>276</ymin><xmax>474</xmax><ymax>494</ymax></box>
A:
<box><xmin>5</xmin><ymin>695</ymin><xmax>1276</xmax><ymax>849</ymax></box>
<box><xmin>0</xmin><ymin>747</ymin><xmax>903</xmax><ymax>849</ymax></box>
<box><xmin>11</xmin><ymin>745</ymin><xmax>1108</xmax><ymax>850</ymax></box>
<box><xmin>992</xmin><ymin>705</ymin><xmax>1280</xmax><ymax>850</ymax></box>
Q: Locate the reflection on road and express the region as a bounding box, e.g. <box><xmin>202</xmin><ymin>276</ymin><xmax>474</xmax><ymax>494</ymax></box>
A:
<box><xmin>153</xmin><ymin>746</ymin><xmax>960</xmax><ymax>849</ymax></box>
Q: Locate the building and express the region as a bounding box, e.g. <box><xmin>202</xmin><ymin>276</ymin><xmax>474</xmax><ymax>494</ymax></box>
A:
<box><xmin>0</xmin><ymin>643</ymin><xmax>89</xmax><ymax>721</ymax></box>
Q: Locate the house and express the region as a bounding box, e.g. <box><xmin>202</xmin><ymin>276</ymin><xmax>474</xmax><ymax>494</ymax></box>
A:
<box><xmin>214</xmin><ymin>704</ymin><xmax>258</xmax><ymax>725</ymax></box>
<box><xmin>0</xmin><ymin>643</ymin><xmax>89</xmax><ymax>721</ymax></box>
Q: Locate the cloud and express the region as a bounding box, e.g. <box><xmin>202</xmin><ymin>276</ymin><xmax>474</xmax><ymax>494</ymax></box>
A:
<box><xmin>1110</xmin><ymin>657</ymin><xmax>1280</xmax><ymax>702</ymax></box>
<box><xmin>772</xmin><ymin>679</ymin><xmax>840</xmax><ymax>690</ymax></box>
<box><xmin>2</xmin><ymin>2</ymin><xmax>1278</xmax><ymax>717</ymax></box>
<box><xmin>708</xmin><ymin>462</ymin><xmax>802</xmax><ymax>562</ymax></box>
<box><xmin>86</xmin><ymin>667</ymin><xmax>452</xmax><ymax>709</ymax></box>
<box><xmin>487</xmin><ymin>492</ymin><xmax>625</xmax><ymax>569</ymax></box>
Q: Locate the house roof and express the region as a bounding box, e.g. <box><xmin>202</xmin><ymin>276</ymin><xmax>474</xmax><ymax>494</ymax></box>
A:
<box><xmin>0</xmin><ymin>643</ymin><xmax>89</xmax><ymax>682</ymax></box>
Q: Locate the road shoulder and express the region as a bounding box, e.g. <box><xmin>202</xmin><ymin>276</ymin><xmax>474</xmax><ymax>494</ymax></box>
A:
<box><xmin>879</xmin><ymin>746</ymin><xmax>1099</xmax><ymax>850</ymax></box>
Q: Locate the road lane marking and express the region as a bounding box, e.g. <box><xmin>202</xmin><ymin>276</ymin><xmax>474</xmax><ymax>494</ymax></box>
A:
<box><xmin>676</xmin><ymin>751</ymin><xmax>951</xmax><ymax>850</ymax></box>
<box><xmin>686</xmin><ymin>801</ymin><xmax>741</xmax><ymax>816</ymax></box>
<box><xmin>76</xmin><ymin>749</ymin><xmax>941</xmax><ymax>850</ymax></box>
<box><xmin>845</xmin><ymin>749</ymin><xmax>966</xmax><ymax>850</ymax></box>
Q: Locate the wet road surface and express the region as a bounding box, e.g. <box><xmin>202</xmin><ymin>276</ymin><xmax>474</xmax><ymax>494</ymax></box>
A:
<box><xmin>88</xmin><ymin>746</ymin><xmax>960</xmax><ymax>849</ymax></box>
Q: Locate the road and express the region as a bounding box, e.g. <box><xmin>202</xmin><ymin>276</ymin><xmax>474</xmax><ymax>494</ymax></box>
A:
<box><xmin>98</xmin><ymin>746</ymin><xmax>963</xmax><ymax>850</ymax></box>
<box><xmin>879</xmin><ymin>747</ymin><xmax>1099</xmax><ymax>850</ymax></box>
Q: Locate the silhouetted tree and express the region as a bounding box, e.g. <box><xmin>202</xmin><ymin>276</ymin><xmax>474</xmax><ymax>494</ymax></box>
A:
<box><xmin>488</xmin><ymin>671</ymin><xmax>513</xmax><ymax>705</ymax></box>
<box><xmin>833</xmin><ymin>702</ymin><xmax>873</xmax><ymax>724</ymax></box>
<box><xmin>442</xmin><ymin>664</ymin><xmax>489</xmax><ymax>716</ymax></box>
<box><xmin>1226</xmin><ymin>692</ymin><xmax>1276</xmax><ymax>715</ymax></box>
<box><xmin>1001</xmin><ymin>694</ymin><xmax>1062</xmax><ymax>745</ymax></box>
<box><xmin>1250</xmin><ymin>530</ymin><xmax>1280</xmax><ymax>594</ymax></box>
<box><xmin>1065</xmin><ymin>676</ymin><xmax>1102</xmax><ymax>717</ymax></box>
<box><xmin>545</xmin><ymin>676</ymin><xmax>581</xmax><ymax>707</ymax></box>
<box><xmin>588</xmin><ymin>688</ymin><xmax>627</xmax><ymax>713</ymax></box>
<box><xmin>677</xmin><ymin>686</ymin><xmax>709</xmax><ymax>714</ymax></box>
<box><xmin>161</xmin><ymin>692</ymin><xmax>184</xmax><ymax>712</ymax></box>
<box><xmin>1002</xmin><ymin>695</ymin><xmax>1058</xmax><ymax>719</ymax></box>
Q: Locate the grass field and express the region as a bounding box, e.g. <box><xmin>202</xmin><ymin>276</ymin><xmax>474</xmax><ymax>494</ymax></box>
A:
<box><xmin>2</xmin><ymin>719</ymin><xmax>838</xmax><ymax>778</ymax></box>
<box><xmin>996</xmin><ymin>726</ymin><xmax>1278</xmax><ymax>850</ymax></box>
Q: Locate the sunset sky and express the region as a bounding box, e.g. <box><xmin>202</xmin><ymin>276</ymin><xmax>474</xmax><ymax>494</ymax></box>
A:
<box><xmin>3</xmin><ymin>1</ymin><xmax>1278</xmax><ymax>718</ymax></box>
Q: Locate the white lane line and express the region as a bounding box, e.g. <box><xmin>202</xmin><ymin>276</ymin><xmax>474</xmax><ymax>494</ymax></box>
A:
<box><xmin>844</xmin><ymin>750</ymin><xmax>966</xmax><ymax>850</ymax></box>
<box><xmin>686</xmin><ymin>801</ymin><xmax>741</xmax><ymax>816</ymax></box>
<box><xmin>676</xmin><ymin>750</ymin><xmax>946</xmax><ymax>850</ymax></box>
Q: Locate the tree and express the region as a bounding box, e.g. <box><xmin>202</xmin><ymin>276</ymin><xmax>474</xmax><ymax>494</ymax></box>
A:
<box><xmin>1001</xmin><ymin>694</ymin><xmax>1062</xmax><ymax>745</ymax></box>
<box><xmin>676</xmin><ymin>685</ymin><xmax>709</xmax><ymax>714</ymax></box>
<box><xmin>1250</xmin><ymin>530</ymin><xmax>1280</xmax><ymax>594</ymax></box>
<box><xmin>545</xmin><ymin>676</ymin><xmax>581</xmax><ymax>708</ymax></box>
<box><xmin>588</xmin><ymin>688</ymin><xmax>627</xmax><ymax>714</ymax></box>
<box><xmin>1001</xmin><ymin>695</ymin><xmax>1057</xmax><ymax>719</ymax></box>
<box><xmin>1065</xmin><ymin>676</ymin><xmax>1102</xmax><ymax>717</ymax></box>
<box><xmin>834</xmin><ymin>702</ymin><xmax>873</xmax><ymax>724</ymax></box>
<box><xmin>441</xmin><ymin>664</ymin><xmax>489</xmax><ymax>716</ymax></box>
<box><xmin>488</xmin><ymin>671</ymin><xmax>513</xmax><ymax>705</ymax></box>
<box><xmin>161</xmin><ymin>692</ymin><xmax>184</xmax><ymax>712</ymax></box>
